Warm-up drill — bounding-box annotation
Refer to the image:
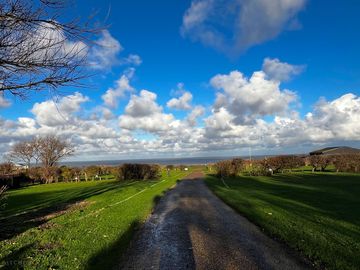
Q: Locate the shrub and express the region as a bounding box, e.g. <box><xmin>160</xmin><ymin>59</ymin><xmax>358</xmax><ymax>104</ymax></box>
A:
<box><xmin>232</xmin><ymin>158</ymin><xmax>244</xmax><ymax>172</ymax></box>
<box><xmin>41</xmin><ymin>166</ymin><xmax>61</xmax><ymax>183</ymax></box>
<box><xmin>215</xmin><ymin>158</ymin><xmax>244</xmax><ymax>177</ymax></box>
<box><xmin>60</xmin><ymin>166</ymin><xmax>75</xmax><ymax>182</ymax></box>
<box><xmin>27</xmin><ymin>167</ymin><xmax>42</xmax><ymax>183</ymax></box>
<box><xmin>116</xmin><ymin>164</ymin><xmax>161</xmax><ymax>181</ymax></box>
<box><xmin>247</xmin><ymin>160</ymin><xmax>268</xmax><ymax>176</ymax></box>
<box><xmin>0</xmin><ymin>162</ymin><xmax>14</xmax><ymax>175</ymax></box>
<box><xmin>166</xmin><ymin>165</ymin><xmax>174</xmax><ymax>170</ymax></box>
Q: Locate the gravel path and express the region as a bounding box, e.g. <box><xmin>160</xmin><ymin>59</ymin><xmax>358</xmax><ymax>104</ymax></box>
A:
<box><xmin>119</xmin><ymin>172</ymin><xmax>311</xmax><ymax>270</ymax></box>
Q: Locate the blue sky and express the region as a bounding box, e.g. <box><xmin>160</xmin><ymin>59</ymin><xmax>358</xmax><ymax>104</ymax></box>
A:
<box><xmin>1</xmin><ymin>0</ymin><xmax>360</xmax><ymax>160</ymax></box>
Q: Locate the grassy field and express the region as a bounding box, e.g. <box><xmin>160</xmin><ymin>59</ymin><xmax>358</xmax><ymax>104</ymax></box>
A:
<box><xmin>206</xmin><ymin>172</ymin><xmax>360</xmax><ymax>270</ymax></box>
<box><xmin>0</xmin><ymin>169</ymin><xmax>190</xmax><ymax>270</ymax></box>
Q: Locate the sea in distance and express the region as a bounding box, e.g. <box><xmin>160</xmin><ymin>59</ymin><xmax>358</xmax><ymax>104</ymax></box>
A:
<box><xmin>61</xmin><ymin>155</ymin><xmax>268</xmax><ymax>167</ymax></box>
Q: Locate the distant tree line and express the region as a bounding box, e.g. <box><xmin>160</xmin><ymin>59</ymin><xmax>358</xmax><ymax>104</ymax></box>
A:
<box><xmin>1</xmin><ymin>158</ymin><xmax>164</xmax><ymax>188</ymax></box>
<box><xmin>308</xmin><ymin>154</ymin><xmax>360</xmax><ymax>173</ymax></box>
<box><xmin>215</xmin><ymin>156</ymin><xmax>305</xmax><ymax>177</ymax></box>
<box><xmin>214</xmin><ymin>154</ymin><xmax>360</xmax><ymax>177</ymax></box>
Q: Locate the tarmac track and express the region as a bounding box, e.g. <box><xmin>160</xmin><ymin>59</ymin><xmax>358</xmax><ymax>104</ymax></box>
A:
<box><xmin>118</xmin><ymin>172</ymin><xmax>311</xmax><ymax>270</ymax></box>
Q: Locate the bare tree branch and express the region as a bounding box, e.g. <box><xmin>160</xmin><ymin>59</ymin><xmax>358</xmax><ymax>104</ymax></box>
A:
<box><xmin>7</xmin><ymin>135</ymin><xmax>74</xmax><ymax>183</ymax></box>
<box><xmin>0</xmin><ymin>0</ymin><xmax>100</xmax><ymax>97</ymax></box>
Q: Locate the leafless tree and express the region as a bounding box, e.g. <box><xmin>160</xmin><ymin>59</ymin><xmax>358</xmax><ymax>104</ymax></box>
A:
<box><xmin>333</xmin><ymin>154</ymin><xmax>360</xmax><ymax>173</ymax></box>
<box><xmin>261</xmin><ymin>155</ymin><xmax>305</xmax><ymax>174</ymax></box>
<box><xmin>0</xmin><ymin>0</ymin><xmax>98</xmax><ymax>98</ymax></box>
<box><xmin>8</xmin><ymin>140</ymin><xmax>35</xmax><ymax>168</ymax></box>
<box><xmin>308</xmin><ymin>155</ymin><xmax>333</xmax><ymax>172</ymax></box>
<box><xmin>37</xmin><ymin>135</ymin><xmax>74</xmax><ymax>183</ymax></box>
<box><xmin>8</xmin><ymin>135</ymin><xmax>74</xmax><ymax>183</ymax></box>
<box><xmin>31</xmin><ymin>137</ymin><xmax>41</xmax><ymax>165</ymax></box>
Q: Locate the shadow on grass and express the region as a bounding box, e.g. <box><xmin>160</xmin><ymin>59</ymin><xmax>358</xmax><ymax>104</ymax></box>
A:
<box><xmin>0</xmin><ymin>243</ymin><xmax>36</xmax><ymax>270</ymax></box>
<box><xmin>0</xmin><ymin>182</ymin><xmax>123</xmax><ymax>241</ymax></box>
<box><xmin>210</xmin><ymin>173</ymin><xmax>360</xmax><ymax>224</ymax></box>
<box><xmin>85</xmin><ymin>220</ymin><xmax>140</xmax><ymax>270</ymax></box>
<box><xmin>205</xmin><ymin>172</ymin><xmax>360</xmax><ymax>269</ymax></box>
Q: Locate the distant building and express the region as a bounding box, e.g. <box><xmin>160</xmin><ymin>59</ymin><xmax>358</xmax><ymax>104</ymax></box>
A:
<box><xmin>309</xmin><ymin>146</ymin><xmax>360</xmax><ymax>156</ymax></box>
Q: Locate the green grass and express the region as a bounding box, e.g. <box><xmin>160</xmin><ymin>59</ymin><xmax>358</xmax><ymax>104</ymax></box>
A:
<box><xmin>0</xmin><ymin>170</ymin><xmax>190</xmax><ymax>270</ymax></box>
<box><xmin>205</xmin><ymin>172</ymin><xmax>360</xmax><ymax>270</ymax></box>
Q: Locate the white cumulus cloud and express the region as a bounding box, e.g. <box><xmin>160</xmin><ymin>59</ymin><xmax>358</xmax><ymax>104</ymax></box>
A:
<box><xmin>31</xmin><ymin>92</ymin><xmax>89</xmax><ymax>127</ymax></box>
<box><xmin>89</xmin><ymin>30</ymin><xmax>123</xmax><ymax>69</ymax></box>
<box><xmin>262</xmin><ymin>58</ymin><xmax>304</xmax><ymax>81</ymax></box>
<box><xmin>119</xmin><ymin>90</ymin><xmax>174</xmax><ymax>132</ymax></box>
<box><xmin>167</xmin><ymin>91</ymin><xmax>193</xmax><ymax>110</ymax></box>
<box><xmin>89</xmin><ymin>30</ymin><xmax>142</xmax><ymax>70</ymax></box>
<box><xmin>210</xmin><ymin>69</ymin><xmax>298</xmax><ymax>124</ymax></box>
<box><xmin>187</xmin><ymin>105</ymin><xmax>205</xmax><ymax>126</ymax></box>
<box><xmin>102</xmin><ymin>74</ymin><xmax>134</xmax><ymax>108</ymax></box>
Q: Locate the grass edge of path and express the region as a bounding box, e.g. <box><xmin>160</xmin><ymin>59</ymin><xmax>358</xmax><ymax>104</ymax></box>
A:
<box><xmin>0</xmin><ymin>170</ymin><xmax>193</xmax><ymax>270</ymax></box>
<box><xmin>204</xmin><ymin>172</ymin><xmax>360</xmax><ymax>270</ymax></box>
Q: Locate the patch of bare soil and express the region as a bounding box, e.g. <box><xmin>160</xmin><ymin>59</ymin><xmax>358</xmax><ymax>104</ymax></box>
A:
<box><xmin>37</xmin><ymin>241</ymin><xmax>63</xmax><ymax>252</ymax></box>
<box><xmin>33</xmin><ymin>201</ymin><xmax>91</xmax><ymax>223</ymax></box>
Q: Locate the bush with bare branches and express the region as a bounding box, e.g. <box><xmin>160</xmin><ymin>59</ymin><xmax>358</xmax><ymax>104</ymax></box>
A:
<box><xmin>27</xmin><ymin>166</ymin><xmax>42</xmax><ymax>183</ymax></box>
<box><xmin>0</xmin><ymin>162</ymin><xmax>14</xmax><ymax>175</ymax></box>
<box><xmin>215</xmin><ymin>158</ymin><xmax>244</xmax><ymax>177</ymax></box>
<box><xmin>246</xmin><ymin>160</ymin><xmax>268</xmax><ymax>176</ymax></box>
<box><xmin>116</xmin><ymin>164</ymin><xmax>161</xmax><ymax>181</ymax></box>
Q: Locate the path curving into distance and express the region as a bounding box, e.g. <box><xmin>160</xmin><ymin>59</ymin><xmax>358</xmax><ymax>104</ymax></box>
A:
<box><xmin>118</xmin><ymin>172</ymin><xmax>311</xmax><ymax>270</ymax></box>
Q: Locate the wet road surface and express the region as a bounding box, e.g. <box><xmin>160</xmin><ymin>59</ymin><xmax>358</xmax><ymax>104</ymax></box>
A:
<box><xmin>119</xmin><ymin>172</ymin><xmax>311</xmax><ymax>270</ymax></box>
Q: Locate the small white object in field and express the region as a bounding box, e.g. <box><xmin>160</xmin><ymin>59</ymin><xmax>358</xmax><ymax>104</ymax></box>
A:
<box><xmin>184</xmin><ymin>168</ymin><xmax>188</xmax><ymax>171</ymax></box>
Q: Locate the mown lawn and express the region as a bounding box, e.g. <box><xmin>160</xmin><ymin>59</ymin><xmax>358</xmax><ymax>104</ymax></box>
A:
<box><xmin>0</xmin><ymin>169</ymin><xmax>190</xmax><ymax>270</ymax></box>
<box><xmin>206</xmin><ymin>172</ymin><xmax>360</xmax><ymax>270</ymax></box>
